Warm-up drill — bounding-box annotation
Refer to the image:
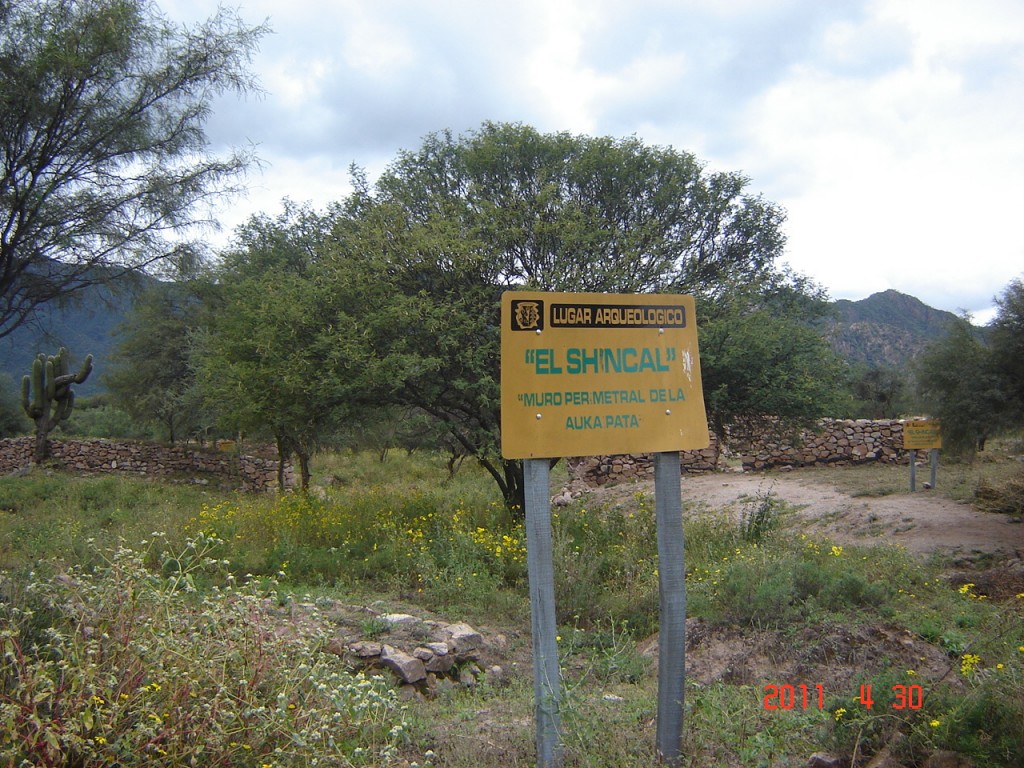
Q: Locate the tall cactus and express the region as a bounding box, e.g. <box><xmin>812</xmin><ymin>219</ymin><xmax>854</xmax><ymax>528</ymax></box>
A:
<box><xmin>21</xmin><ymin>347</ymin><xmax>93</xmax><ymax>463</ymax></box>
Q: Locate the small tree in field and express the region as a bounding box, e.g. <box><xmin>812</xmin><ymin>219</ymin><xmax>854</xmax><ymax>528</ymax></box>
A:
<box><xmin>21</xmin><ymin>348</ymin><xmax>93</xmax><ymax>462</ymax></box>
<box><xmin>988</xmin><ymin>277</ymin><xmax>1024</xmax><ymax>423</ymax></box>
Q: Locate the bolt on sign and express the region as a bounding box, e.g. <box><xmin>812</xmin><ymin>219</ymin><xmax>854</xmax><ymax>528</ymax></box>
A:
<box><xmin>501</xmin><ymin>291</ymin><xmax>709</xmax><ymax>459</ymax></box>
<box><xmin>903</xmin><ymin>420</ymin><xmax>942</xmax><ymax>450</ymax></box>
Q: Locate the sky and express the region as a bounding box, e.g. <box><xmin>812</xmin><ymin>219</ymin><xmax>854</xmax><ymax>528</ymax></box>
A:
<box><xmin>166</xmin><ymin>0</ymin><xmax>1024</xmax><ymax>324</ymax></box>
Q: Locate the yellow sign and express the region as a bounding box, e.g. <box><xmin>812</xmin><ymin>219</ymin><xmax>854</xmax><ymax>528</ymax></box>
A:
<box><xmin>903</xmin><ymin>420</ymin><xmax>942</xmax><ymax>449</ymax></box>
<box><xmin>501</xmin><ymin>291</ymin><xmax>709</xmax><ymax>459</ymax></box>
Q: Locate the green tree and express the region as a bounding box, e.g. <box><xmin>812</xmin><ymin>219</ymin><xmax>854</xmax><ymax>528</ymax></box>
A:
<box><xmin>988</xmin><ymin>277</ymin><xmax>1024</xmax><ymax>422</ymax></box>
<box><xmin>916</xmin><ymin>314</ymin><xmax>1007</xmax><ymax>456</ymax></box>
<box><xmin>322</xmin><ymin>124</ymin><xmax>817</xmax><ymax>509</ymax></box>
<box><xmin>845</xmin><ymin>364</ymin><xmax>910</xmax><ymax>419</ymax></box>
<box><xmin>193</xmin><ymin>203</ymin><xmax>346</xmax><ymax>489</ymax></box>
<box><xmin>105</xmin><ymin>281</ymin><xmax>205</xmax><ymax>443</ymax></box>
<box><xmin>0</xmin><ymin>0</ymin><xmax>267</xmax><ymax>339</ymax></box>
<box><xmin>375</xmin><ymin>122</ymin><xmax>786</xmax><ymax>298</ymax></box>
<box><xmin>698</xmin><ymin>273</ymin><xmax>846</xmax><ymax>446</ymax></box>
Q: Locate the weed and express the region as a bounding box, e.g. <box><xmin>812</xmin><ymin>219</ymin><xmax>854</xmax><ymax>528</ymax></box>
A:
<box><xmin>359</xmin><ymin>615</ymin><xmax>392</xmax><ymax>639</ymax></box>
<box><xmin>738</xmin><ymin>485</ymin><xmax>783</xmax><ymax>542</ymax></box>
<box><xmin>0</xmin><ymin>537</ymin><xmax>408</xmax><ymax>766</ymax></box>
<box><xmin>560</xmin><ymin>618</ymin><xmax>650</xmax><ymax>686</ymax></box>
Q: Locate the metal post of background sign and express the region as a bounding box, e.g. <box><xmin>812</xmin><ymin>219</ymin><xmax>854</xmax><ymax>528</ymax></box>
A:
<box><xmin>903</xmin><ymin>420</ymin><xmax>941</xmax><ymax>493</ymax></box>
<box><xmin>501</xmin><ymin>291</ymin><xmax>709</xmax><ymax>765</ymax></box>
<box><xmin>524</xmin><ymin>458</ymin><xmax>562</xmax><ymax>768</ymax></box>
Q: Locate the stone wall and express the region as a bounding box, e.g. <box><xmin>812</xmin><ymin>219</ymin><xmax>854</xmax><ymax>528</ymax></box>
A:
<box><xmin>0</xmin><ymin>437</ymin><xmax>293</xmax><ymax>491</ymax></box>
<box><xmin>568</xmin><ymin>433</ymin><xmax>722</xmax><ymax>486</ymax></box>
<box><xmin>569</xmin><ymin>419</ymin><xmax>910</xmax><ymax>486</ymax></box>
<box><xmin>733</xmin><ymin>418</ymin><xmax>906</xmax><ymax>472</ymax></box>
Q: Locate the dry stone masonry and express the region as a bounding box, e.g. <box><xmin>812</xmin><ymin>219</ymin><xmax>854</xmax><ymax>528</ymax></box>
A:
<box><xmin>570</xmin><ymin>419</ymin><xmax>909</xmax><ymax>486</ymax></box>
<box><xmin>733</xmin><ymin>418</ymin><xmax>905</xmax><ymax>471</ymax></box>
<box><xmin>0</xmin><ymin>437</ymin><xmax>293</xmax><ymax>491</ymax></box>
<box><xmin>2</xmin><ymin>420</ymin><xmax>911</xmax><ymax>491</ymax></box>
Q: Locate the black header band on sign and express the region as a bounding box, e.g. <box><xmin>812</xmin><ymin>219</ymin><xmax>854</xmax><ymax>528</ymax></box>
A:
<box><xmin>549</xmin><ymin>303</ymin><xmax>687</xmax><ymax>329</ymax></box>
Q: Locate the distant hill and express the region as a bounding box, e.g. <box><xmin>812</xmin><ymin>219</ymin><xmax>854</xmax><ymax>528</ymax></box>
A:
<box><xmin>826</xmin><ymin>289</ymin><xmax>963</xmax><ymax>368</ymax></box>
<box><xmin>0</xmin><ymin>281</ymin><xmax>139</xmax><ymax>398</ymax></box>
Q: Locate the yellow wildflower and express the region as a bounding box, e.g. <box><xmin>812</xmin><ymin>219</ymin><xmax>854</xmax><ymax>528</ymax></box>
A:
<box><xmin>960</xmin><ymin>653</ymin><xmax>981</xmax><ymax>676</ymax></box>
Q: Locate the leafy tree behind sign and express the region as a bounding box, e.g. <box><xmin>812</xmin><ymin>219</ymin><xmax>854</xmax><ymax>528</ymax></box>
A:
<box><xmin>312</xmin><ymin>124</ymin><xmax>829</xmax><ymax>509</ymax></box>
<box><xmin>194</xmin><ymin>124</ymin><xmax>845</xmax><ymax>506</ymax></box>
<box><xmin>0</xmin><ymin>0</ymin><xmax>267</xmax><ymax>339</ymax></box>
<box><xmin>916</xmin><ymin>315</ymin><xmax>1007</xmax><ymax>456</ymax></box>
<box><xmin>698</xmin><ymin>272</ymin><xmax>845</xmax><ymax>445</ymax></box>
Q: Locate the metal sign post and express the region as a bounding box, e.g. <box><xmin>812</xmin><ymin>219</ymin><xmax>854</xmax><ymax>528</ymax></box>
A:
<box><xmin>501</xmin><ymin>291</ymin><xmax>708</xmax><ymax>766</ymax></box>
<box><xmin>524</xmin><ymin>458</ymin><xmax>563</xmax><ymax>768</ymax></box>
<box><xmin>655</xmin><ymin>451</ymin><xmax>685</xmax><ymax>766</ymax></box>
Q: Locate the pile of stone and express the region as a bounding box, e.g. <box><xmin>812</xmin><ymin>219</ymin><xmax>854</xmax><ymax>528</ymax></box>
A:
<box><xmin>323</xmin><ymin>612</ymin><xmax>505</xmax><ymax>695</ymax></box>
<box><xmin>733</xmin><ymin>419</ymin><xmax>905</xmax><ymax>471</ymax></box>
<box><xmin>568</xmin><ymin>435</ymin><xmax>720</xmax><ymax>486</ymax></box>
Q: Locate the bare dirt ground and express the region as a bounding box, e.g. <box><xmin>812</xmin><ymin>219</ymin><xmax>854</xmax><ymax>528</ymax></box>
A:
<box><xmin>673</xmin><ymin>469</ymin><xmax>1024</xmax><ymax>562</ymax></box>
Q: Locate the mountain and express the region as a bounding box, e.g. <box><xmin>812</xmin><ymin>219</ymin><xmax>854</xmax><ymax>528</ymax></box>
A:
<box><xmin>0</xmin><ymin>282</ymin><xmax>138</xmax><ymax>397</ymax></box>
<box><xmin>826</xmin><ymin>289</ymin><xmax>963</xmax><ymax>368</ymax></box>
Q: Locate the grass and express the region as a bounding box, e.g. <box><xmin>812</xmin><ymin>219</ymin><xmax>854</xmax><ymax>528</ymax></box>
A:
<box><xmin>812</xmin><ymin>449</ymin><xmax>1023</xmax><ymax>504</ymax></box>
<box><xmin>1</xmin><ymin>449</ymin><xmax>1023</xmax><ymax>766</ymax></box>
<box><xmin>0</xmin><ymin>472</ymin><xmax>217</xmax><ymax>568</ymax></box>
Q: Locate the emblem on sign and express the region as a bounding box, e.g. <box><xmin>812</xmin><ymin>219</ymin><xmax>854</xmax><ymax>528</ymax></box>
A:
<box><xmin>512</xmin><ymin>300</ymin><xmax>543</xmax><ymax>331</ymax></box>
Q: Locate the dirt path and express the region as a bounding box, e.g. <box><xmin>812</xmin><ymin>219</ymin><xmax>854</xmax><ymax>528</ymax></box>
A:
<box><xmin>688</xmin><ymin>471</ymin><xmax>1023</xmax><ymax>560</ymax></box>
<box><xmin>590</xmin><ymin>468</ymin><xmax>1024</xmax><ymax>561</ymax></box>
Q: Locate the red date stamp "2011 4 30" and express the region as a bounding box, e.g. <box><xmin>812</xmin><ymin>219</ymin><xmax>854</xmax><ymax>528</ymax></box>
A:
<box><xmin>763</xmin><ymin>683</ymin><xmax>925</xmax><ymax>711</ymax></box>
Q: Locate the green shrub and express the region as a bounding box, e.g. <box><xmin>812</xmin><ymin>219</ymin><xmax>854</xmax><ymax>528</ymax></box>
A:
<box><xmin>0</xmin><ymin>536</ymin><xmax>408</xmax><ymax>767</ymax></box>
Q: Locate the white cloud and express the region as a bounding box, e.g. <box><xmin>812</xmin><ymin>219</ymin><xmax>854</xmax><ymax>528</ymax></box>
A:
<box><xmin>728</xmin><ymin>0</ymin><xmax>1024</xmax><ymax>312</ymax></box>
<box><xmin>165</xmin><ymin>0</ymin><xmax>1023</xmax><ymax>316</ymax></box>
